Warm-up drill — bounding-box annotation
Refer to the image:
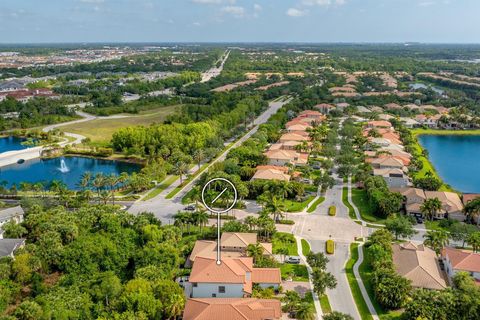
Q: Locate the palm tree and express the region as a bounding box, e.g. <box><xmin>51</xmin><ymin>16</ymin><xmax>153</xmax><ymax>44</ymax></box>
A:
<box><xmin>295</xmin><ymin>302</ymin><xmax>315</xmax><ymax>320</ymax></box>
<box><xmin>193</xmin><ymin>149</ymin><xmax>205</xmax><ymax>170</ymax></box>
<box><xmin>93</xmin><ymin>173</ymin><xmax>107</xmax><ymax>202</ymax></box>
<box><xmin>78</xmin><ymin>172</ymin><xmax>92</xmax><ymax>190</ymax></box>
<box><xmin>467</xmin><ymin>232</ymin><xmax>480</xmax><ymax>253</ymax></box>
<box><xmin>246</xmin><ymin>243</ymin><xmax>264</xmax><ymax>263</ymax></box>
<box><xmin>420</xmin><ymin>197</ymin><xmax>442</xmax><ymax>221</ymax></box>
<box><xmin>193</xmin><ymin>210</ymin><xmax>209</xmax><ymax>234</ymax></box>
<box><xmin>174</xmin><ymin>161</ymin><xmax>189</xmax><ymax>185</ymax></box>
<box><xmin>244</xmin><ymin>216</ymin><xmax>258</xmax><ymax>231</ymax></box>
<box><xmin>423</xmin><ymin>230</ymin><xmax>450</xmax><ymax>256</ymax></box>
<box><xmin>464</xmin><ymin>198</ymin><xmax>480</xmax><ymax>225</ymax></box>
<box><xmin>258</xmin><ymin>192</ymin><xmax>286</xmax><ymax>222</ymax></box>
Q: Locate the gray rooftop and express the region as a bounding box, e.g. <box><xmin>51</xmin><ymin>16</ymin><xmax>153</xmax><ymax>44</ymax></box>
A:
<box><xmin>0</xmin><ymin>238</ymin><xmax>25</xmax><ymax>257</ymax></box>
<box><xmin>0</xmin><ymin>206</ymin><xmax>24</xmax><ymax>222</ymax></box>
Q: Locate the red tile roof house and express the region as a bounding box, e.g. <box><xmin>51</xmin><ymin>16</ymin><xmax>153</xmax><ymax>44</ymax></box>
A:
<box><xmin>183</xmin><ymin>298</ymin><xmax>281</xmax><ymax>320</ymax></box>
<box><xmin>366</xmin><ymin>120</ymin><xmax>393</xmax><ymax>129</ymax></box>
<box><xmin>189</xmin><ymin>257</ymin><xmax>281</xmax><ymax>298</ymax></box>
<box><xmin>442</xmin><ymin>247</ymin><xmax>480</xmax><ymax>285</ymax></box>
<box><xmin>264</xmin><ymin>149</ymin><xmax>308</xmax><ymax>166</ymax></box>
<box><xmin>314</xmin><ymin>103</ymin><xmax>336</xmax><ymax>114</ymax></box>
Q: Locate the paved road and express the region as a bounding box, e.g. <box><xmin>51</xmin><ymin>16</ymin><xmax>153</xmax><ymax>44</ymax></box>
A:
<box><xmin>128</xmin><ymin>97</ymin><xmax>291</xmax><ymax>222</ymax></box>
<box><xmin>201</xmin><ymin>50</ymin><xmax>230</xmax><ymax>83</ymax></box>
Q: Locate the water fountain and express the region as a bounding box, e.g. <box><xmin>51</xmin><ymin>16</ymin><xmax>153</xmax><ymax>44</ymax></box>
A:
<box><xmin>58</xmin><ymin>159</ymin><xmax>70</xmax><ymax>173</ymax></box>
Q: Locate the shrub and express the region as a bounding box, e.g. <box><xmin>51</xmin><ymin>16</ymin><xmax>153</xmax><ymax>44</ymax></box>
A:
<box><xmin>326</xmin><ymin>240</ymin><xmax>335</xmax><ymax>254</ymax></box>
<box><xmin>328</xmin><ymin>206</ymin><xmax>336</xmax><ymax>216</ymax></box>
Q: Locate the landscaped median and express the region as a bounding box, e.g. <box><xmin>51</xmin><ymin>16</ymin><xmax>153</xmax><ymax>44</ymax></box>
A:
<box><xmin>307</xmin><ymin>196</ymin><xmax>325</xmax><ymax>213</ymax></box>
<box><xmin>345</xmin><ymin>243</ymin><xmax>374</xmax><ymax>320</ymax></box>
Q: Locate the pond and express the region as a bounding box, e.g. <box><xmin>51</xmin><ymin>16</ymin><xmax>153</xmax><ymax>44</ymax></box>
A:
<box><xmin>0</xmin><ymin>156</ymin><xmax>141</xmax><ymax>190</ymax></box>
<box><xmin>0</xmin><ymin>136</ymin><xmax>28</xmax><ymax>153</ymax></box>
<box><xmin>409</xmin><ymin>83</ymin><xmax>444</xmax><ymax>95</ymax></box>
<box><xmin>418</xmin><ymin>134</ymin><xmax>480</xmax><ymax>193</ymax></box>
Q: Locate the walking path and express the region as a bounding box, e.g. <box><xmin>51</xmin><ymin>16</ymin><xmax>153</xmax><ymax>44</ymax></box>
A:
<box><xmin>295</xmin><ymin>236</ymin><xmax>323</xmax><ymax>320</ymax></box>
<box><xmin>352</xmin><ymin>243</ymin><xmax>380</xmax><ymax>320</ymax></box>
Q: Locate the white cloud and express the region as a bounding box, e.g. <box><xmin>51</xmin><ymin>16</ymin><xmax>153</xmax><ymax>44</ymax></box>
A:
<box><xmin>79</xmin><ymin>0</ymin><xmax>105</xmax><ymax>3</ymax></box>
<box><xmin>303</xmin><ymin>0</ymin><xmax>346</xmax><ymax>6</ymax></box>
<box><xmin>253</xmin><ymin>3</ymin><xmax>262</xmax><ymax>17</ymax></box>
<box><xmin>221</xmin><ymin>5</ymin><xmax>245</xmax><ymax>17</ymax></box>
<box><xmin>286</xmin><ymin>8</ymin><xmax>308</xmax><ymax>17</ymax></box>
<box><xmin>192</xmin><ymin>0</ymin><xmax>235</xmax><ymax>4</ymax></box>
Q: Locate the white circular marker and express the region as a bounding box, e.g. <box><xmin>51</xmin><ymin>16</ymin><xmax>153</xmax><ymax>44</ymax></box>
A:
<box><xmin>201</xmin><ymin>178</ymin><xmax>238</xmax><ymax>214</ymax></box>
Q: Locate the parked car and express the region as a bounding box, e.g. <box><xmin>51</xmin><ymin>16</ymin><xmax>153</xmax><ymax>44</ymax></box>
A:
<box><xmin>285</xmin><ymin>256</ymin><xmax>301</xmax><ymax>264</ymax></box>
<box><xmin>184</xmin><ymin>205</ymin><xmax>196</xmax><ymax>211</ymax></box>
<box><xmin>416</xmin><ymin>216</ymin><xmax>424</xmax><ymax>224</ymax></box>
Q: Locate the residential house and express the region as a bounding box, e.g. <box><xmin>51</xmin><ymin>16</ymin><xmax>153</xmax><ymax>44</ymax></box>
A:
<box><xmin>336</xmin><ymin>102</ymin><xmax>350</xmax><ymax>111</ymax></box>
<box><xmin>189</xmin><ymin>257</ymin><xmax>281</xmax><ymax>298</ymax></box>
<box><xmin>393</xmin><ymin>242</ymin><xmax>448</xmax><ymax>290</ymax></box>
<box><xmin>314</xmin><ymin>103</ymin><xmax>335</xmax><ymax>114</ymax></box>
<box><xmin>188</xmin><ymin>233</ymin><xmax>272</xmax><ymax>266</ymax></box>
<box><xmin>268</xmin><ymin>141</ymin><xmax>301</xmax><ymax>151</ymax></box>
<box><xmin>442</xmin><ymin>247</ymin><xmax>480</xmax><ymax>284</ymax></box>
<box><xmin>400</xmin><ymin>117</ymin><xmax>420</xmax><ymax>128</ymax></box>
<box><xmin>393</xmin><ymin>188</ymin><xmax>464</xmax><ymax>220</ymax></box>
<box><xmin>366</xmin><ymin>120</ymin><xmax>393</xmax><ymax>129</ymax></box>
<box><xmin>251</xmin><ymin>166</ymin><xmax>291</xmax><ymax>182</ymax></box>
<box><xmin>373</xmin><ymin>168</ymin><xmax>410</xmax><ymax>188</ymax></box>
<box><xmin>285</xmin><ymin>123</ymin><xmax>311</xmax><ymax>133</ymax></box>
<box><xmin>0</xmin><ymin>238</ymin><xmax>26</xmax><ymax>258</ymax></box>
<box><xmin>279</xmin><ymin>132</ymin><xmax>310</xmax><ymax>143</ymax></box>
<box><xmin>183</xmin><ymin>298</ymin><xmax>281</xmax><ymax>320</ymax></box>
<box><xmin>369</xmin><ymin>156</ymin><xmax>406</xmax><ymax>171</ymax></box>
<box><xmin>0</xmin><ymin>206</ymin><xmax>24</xmax><ymax>239</ymax></box>
<box><xmin>265</xmin><ymin>149</ymin><xmax>308</xmax><ymax>166</ymax></box>
<box><xmin>415</xmin><ymin>114</ymin><xmax>441</xmax><ymax>128</ymax></box>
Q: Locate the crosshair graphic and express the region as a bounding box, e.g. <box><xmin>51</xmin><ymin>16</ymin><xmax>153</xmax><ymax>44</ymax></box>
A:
<box><xmin>201</xmin><ymin>178</ymin><xmax>238</xmax><ymax>265</ymax></box>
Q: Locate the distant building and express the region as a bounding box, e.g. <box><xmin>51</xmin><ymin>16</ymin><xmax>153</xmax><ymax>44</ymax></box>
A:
<box><xmin>0</xmin><ymin>238</ymin><xmax>25</xmax><ymax>258</ymax></box>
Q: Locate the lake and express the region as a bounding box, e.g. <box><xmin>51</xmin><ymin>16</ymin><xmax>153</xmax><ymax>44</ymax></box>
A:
<box><xmin>0</xmin><ymin>136</ymin><xmax>28</xmax><ymax>153</ymax></box>
<box><xmin>0</xmin><ymin>156</ymin><xmax>141</xmax><ymax>190</ymax></box>
<box><xmin>418</xmin><ymin>134</ymin><xmax>480</xmax><ymax>193</ymax></box>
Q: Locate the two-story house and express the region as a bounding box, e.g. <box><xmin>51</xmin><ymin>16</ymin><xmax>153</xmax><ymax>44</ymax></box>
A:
<box><xmin>442</xmin><ymin>247</ymin><xmax>480</xmax><ymax>285</ymax></box>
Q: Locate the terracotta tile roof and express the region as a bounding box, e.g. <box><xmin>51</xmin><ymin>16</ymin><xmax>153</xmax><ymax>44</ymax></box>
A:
<box><xmin>425</xmin><ymin>191</ymin><xmax>464</xmax><ymax>213</ymax></box>
<box><xmin>255</xmin><ymin>165</ymin><xmax>289</xmax><ymax>173</ymax></box>
<box><xmin>393</xmin><ymin>242</ymin><xmax>448</xmax><ymax>290</ymax></box>
<box><xmin>462</xmin><ymin>194</ymin><xmax>480</xmax><ymax>204</ymax></box>
<box><xmin>183</xmin><ymin>298</ymin><xmax>281</xmax><ymax>320</ymax></box>
<box><xmin>442</xmin><ymin>247</ymin><xmax>480</xmax><ymax>273</ymax></box>
<box><xmin>279</xmin><ymin>133</ymin><xmax>310</xmax><ymax>142</ymax></box>
<box><xmin>252</xmin><ymin>168</ymin><xmax>291</xmax><ymax>181</ymax></box>
<box><xmin>190</xmin><ymin>257</ymin><xmax>253</xmax><ymax>286</ymax></box>
<box><xmin>221</xmin><ymin>232</ymin><xmax>258</xmax><ymax>248</ymax></box>
<box><xmin>265</xmin><ymin>150</ymin><xmax>308</xmax><ymax>165</ymax></box>
<box><xmin>252</xmin><ymin>268</ymin><xmax>281</xmax><ymax>284</ymax></box>
<box><xmin>367</xmin><ymin>120</ymin><xmax>392</xmax><ymax>128</ymax></box>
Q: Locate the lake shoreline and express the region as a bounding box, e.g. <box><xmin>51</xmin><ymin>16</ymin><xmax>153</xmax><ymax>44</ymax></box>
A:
<box><xmin>415</xmin><ymin>131</ymin><xmax>480</xmax><ymax>194</ymax></box>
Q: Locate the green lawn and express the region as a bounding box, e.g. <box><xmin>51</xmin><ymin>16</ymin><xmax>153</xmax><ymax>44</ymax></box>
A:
<box><xmin>301</xmin><ymin>239</ymin><xmax>311</xmax><ymax>256</ymax></box>
<box><xmin>61</xmin><ymin>105</ymin><xmax>180</xmax><ymax>142</ymax></box>
<box><xmin>358</xmin><ymin>246</ymin><xmax>403</xmax><ymax>320</ymax></box>
<box><xmin>280</xmin><ymin>196</ymin><xmax>316</xmax><ymax>213</ymax></box>
<box><xmin>272</xmin><ymin>232</ymin><xmax>298</xmax><ymax>256</ymax></box>
<box><xmin>346</xmin><ymin>243</ymin><xmax>374</xmax><ymax>320</ymax></box>
<box><xmin>280</xmin><ymin>264</ymin><xmax>309</xmax><ymax>282</ymax></box>
<box><xmin>342</xmin><ymin>187</ymin><xmax>356</xmax><ymax>219</ymax></box>
<box><xmin>351</xmin><ymin>189</ymin><xmax>387</xmax><ymax>224</ymax></box>
<box><xmin>320</xmin><ymin>294</ymin><xmax>332</xmax><ymax>313</ymax></box>
<box><xmin>142</xmin><ymin>175</ymin><xmax>178</xmax><ymax>201</ymax></box>
<box><xmin>307</xmin><ymin>197</ymin><xmax>325</xmax><ymax>213</ymax></box>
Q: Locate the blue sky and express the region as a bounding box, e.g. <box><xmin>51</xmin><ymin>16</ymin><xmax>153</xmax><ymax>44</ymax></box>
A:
<box><xmin>0</xmin><ymin>0</ymin><xmax>479</xmax><ymax>43</ymax></box>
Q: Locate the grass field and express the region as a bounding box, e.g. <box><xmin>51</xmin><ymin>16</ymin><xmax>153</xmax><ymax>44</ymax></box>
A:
<box><xmin>61</xmin><ymin>105</ymin><xmax>180</xmax><ymax>142</ymax></box>
<box><xmin>142</xmin><ymin>175</ymin><xmax>179</xmax><ymax>201</ymax></box>
<box><xmin>342</xmin><ymin>187</ymin><xmax>356</xmax><ymax>219</ymax></box>
<box><xmin>280</xmin><ymin>196</ymin><xmax>316</xmax><ymax>212</ymax></box>
<box><xmin>301</xmin><ymin>239</ymin><xmax>311</xmax><ymax>256</ymax></box>
<box><xmin>320</xmin><ymin>294</ymin><xmax>332</xmax><ymax>313</ymax></box>
<box><xmin>307</xmin><ymin>197</ymin><xmax>325</xmax><ymax>213</ymax></box>
<box><xmin>280</xmin><ymin>264</ymin><xmax>309</xmax><ymax>282</ymax></box>
<box><xmin>351</xmin><ymin>188</ymin><xmax>387</xmax><ymax>224</ymax></box>
<box><xmin>272</xmin><ymin>232</ymin><xmax>298</xmax><ymax>256</ymax></box>
<box><xmin>346</xmin><ymin>243</ymin><xmax>374</xmax><ymax>320</ymax></box>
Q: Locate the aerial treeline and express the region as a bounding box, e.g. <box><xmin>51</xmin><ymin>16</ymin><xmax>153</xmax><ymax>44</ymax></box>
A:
<box><xmin>0</xmin><ymin>204</ymin><xmax>189</xmax><ymax>319</ymax></box>
<box><xmin>0</xmin><ymin>97</ymin><xmax>77</xmax><ymax>130</ymax></box>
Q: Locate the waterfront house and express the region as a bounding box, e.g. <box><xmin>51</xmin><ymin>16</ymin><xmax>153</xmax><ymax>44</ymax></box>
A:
<box><xmin>393</xmin><ymin>242</ymin><xmax>448</xmax><ymax>290</ymax></box>
<box><xmin>189</xmin><ymin>257</ymin><xmax>281</xmax><ymax>298</ymax></box>
<box><xmin>373</xmin><ymin>168</ymin><xmax>410</xmax><ymax>188</ymax></box>
<box><xmin>441</xmin><ymin>247</ymin><xmax>480</xmax><ymax>285</ymax></box>
<box><xmin>183</xmin><ymin>298</ymin><xmax>281</xmax><ymax>320</ymax></box>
